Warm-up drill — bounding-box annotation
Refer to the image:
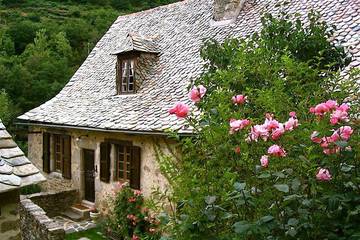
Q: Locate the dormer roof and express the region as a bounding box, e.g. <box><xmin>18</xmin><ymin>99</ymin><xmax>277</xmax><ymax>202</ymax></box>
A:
<box><xmin>112</xmin><ymin>33</ymin><xmax>160</xmax><ymax>55</ymax></box>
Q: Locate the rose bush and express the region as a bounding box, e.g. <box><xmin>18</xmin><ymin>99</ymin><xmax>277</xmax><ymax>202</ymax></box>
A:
<box><xmin>104</xmin><ymin>183</ymin><xmax>161</xmax><ymax>240</ymax></box>
<box><xmin>155</xmin><ymin>10</ymin><xmax>360</xmax><ymax>240</ymax></box>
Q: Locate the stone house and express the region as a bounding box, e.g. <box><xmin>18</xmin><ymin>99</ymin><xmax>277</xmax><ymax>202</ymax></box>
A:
<box><xmin>0</xmin><ymin>120</ymin><xmax>45</xmax><ymax>240</ymax></box>
<box><xmin>17</xmin><ymin>0</ymin><xmax>360</xmax><ymax>207</ymax></box>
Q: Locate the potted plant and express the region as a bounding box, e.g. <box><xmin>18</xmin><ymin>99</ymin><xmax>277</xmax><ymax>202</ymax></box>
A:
<box><xmin>89</xmin><ymin>207</ymin><xmax>100</xmax><ymax>222</ymax></box>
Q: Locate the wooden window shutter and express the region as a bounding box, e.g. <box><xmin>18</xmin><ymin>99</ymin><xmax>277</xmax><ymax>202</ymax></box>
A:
<box><xmin>130</xmin><ymin>146</ymin><xmax>141</xmax><ymax>190</ymax></box>
<box><xmin>42</xmin><ymin>133</ymin><xmax>51</xmax><ymax>173</ymax></box>
<box><xmin>100</xmin><ymin>142</ymin><xmax>111</xmax><ymax>182</ymax></box>
<box><xmin>62</xmin><ymin>135</ymin><xmax>72</xmax><ymax>179</ymax></box>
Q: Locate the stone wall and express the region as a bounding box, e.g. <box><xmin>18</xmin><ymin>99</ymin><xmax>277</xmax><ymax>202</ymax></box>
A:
<box><xmin>0</xmin><ymin>190</ymin><xmax>21</xmax><ymax>240</ymax></box>
<box><xmin>25</xmin><ymin>189</ymin><xmax>79</xmax><ymax>217</ymax></box>
<box><xmin>19</xmin><ymin>199</ymin><xmax>65</xmax><ymax>240</ymax></box>
<box><xmin>28</xmin><ymin>127</ymin><xmax>173</xmax><ymax>208</ymax></box>
<box><xmin>135</xmin><ymin>53</ymin><xmax>159</xmax><ymax>91</ymax></box>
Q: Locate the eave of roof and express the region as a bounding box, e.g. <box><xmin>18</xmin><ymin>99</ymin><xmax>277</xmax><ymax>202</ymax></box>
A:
<box><xmin>16</xmin><ymin>120</ymin><xmax>194</xmax><ymax>137</ymax></box>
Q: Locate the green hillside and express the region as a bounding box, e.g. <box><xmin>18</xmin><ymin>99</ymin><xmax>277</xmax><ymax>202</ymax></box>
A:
<box><xmin>0</xmin><ymin>0</ymin><xmax>178</xmax><ymax>126</ymax></box>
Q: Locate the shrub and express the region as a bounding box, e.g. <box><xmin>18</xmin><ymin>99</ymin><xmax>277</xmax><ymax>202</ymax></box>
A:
<box><xmin>159</xmin><ymin>10</ymin><xmax>360</xmax><ymax>240</ymax></box>
<box><xmin>104</xmin><ymin>182</ymin><xmax>161</xmax><ymax>240</ymax></box>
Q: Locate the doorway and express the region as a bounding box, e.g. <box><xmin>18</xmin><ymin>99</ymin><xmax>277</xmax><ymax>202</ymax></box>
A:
<box><xmin>83</xmin><ymin>149</ymin><xmax>95</xmax><ymax>203</ymax></box>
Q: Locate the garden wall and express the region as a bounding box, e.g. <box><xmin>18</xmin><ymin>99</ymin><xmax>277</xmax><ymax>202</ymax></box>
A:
<box><xmin>19</xmin><ymin>199</ymin><xmax>65</xmax><ymax>240</ymax></box>
<box><xmin>25</xmin><ymin>189</ymin><xmax>79</xmax><ymax>217</ymax></box>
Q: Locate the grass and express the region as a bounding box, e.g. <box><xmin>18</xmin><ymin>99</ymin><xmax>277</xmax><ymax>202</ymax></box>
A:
<box><xmin>65</xmin><ymin>228</ymin><xmax>108</xmax><ymax>240</ymax></box>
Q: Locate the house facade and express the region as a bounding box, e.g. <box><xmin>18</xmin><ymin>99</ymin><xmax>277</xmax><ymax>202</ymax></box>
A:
<box><xmin>17</xmin><ymin>0</ymin><xmax>360</xmax><ymax>207</ymax></box>
<box><xmin>0</xmin><ymin>120</ymin><xmax>45</xmax><ymax>240</ymax></box>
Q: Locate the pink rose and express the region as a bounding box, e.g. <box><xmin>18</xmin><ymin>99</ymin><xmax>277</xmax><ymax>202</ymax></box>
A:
<box><xmin>329</xmin><ymin>131</ymin><xmax>340</xmax><ymax>142</ymax></box>
<box><xmin>284</xmin><ymin>117</ymin><xmax>299</xmax><ymax>131</ymax></box>
<box><xmin>316</xmin><ymin>168</ymin><xmax>332</xmax><ymax>181</ymax></box>
<box><xmin>330</xmin><ymin>109</ymin><xmax>349</xmax><ymax>125</ymax></box>
<box><xmin>132</xmin><ymin>235</ymin><xmax>140</xmax><ymax>240</ymax></box>
<box><xmin>309</xmin><ymin>107</ymin><xmax>315</xmax><ymax>113</ymax></box>
<box><xmin>260</xmin><ymin>155</ymin><xmax>269</xmax><ymax>168</ymax></box>
<box><xmin>310</xmin><ymin>131</ymin><xmax>322</xmax><ymax>144</ymax></box>
<box><xmin>229</xmin><ymin>119</ymin><xmax>251</xmax><ymax>134</ymax></box>
<box><xmin>271</xmin><ymin>124</ymin><xmax>285</xmax><ymax>140</ymax></box>
<box><xmin>338</xmin><ymin>126</ymin><xmax>353</xmax><ymax>140</ymax></box>
<box><xmin>325</xmin><ymin>100</ymin><xmax>338</xmax><ymax>109</ymax></box>
<box><xmin>314</xmin><ymin>103</ymin><xmax>330</xmax><ymax>116</ymax></box>
<box><xmin>264</xmin><ymin>118</ymin><xmax>280</xmax><ymax>131</ymax></box>
<box><xmin>133</xmin><ymin>190</ymin><xmax>142</xmax><ymax>196</ymax></box>
<box><xmin>232</xmin><ymin>95</ymin><xmax>247</xmax><ymax>105</ymax></box>
<box><xmin>250</xmin><ymin>124</ymin><xmax>269</xmax><ymax>141</ymax></box>
<box><xmin>338</xmin><ymin>103</ymin><xmax>350</xmax><ymax>112</ymax></box>
<box><xmin>188</xmin><ymin>85</ymin><xmax>207</xmax><ymax>103</ymax></box>
<box><xmin>268</xmin><ymin>145</ymin><xmax>287</xmax><ymax>157</ymax></box>
<box><xmin>169</xmin><ymin>102</ymin><xmax>189</xmax><ymax>118</ymax></box>
<box><xmin>289</xmin><ymin>111</ymin><xmax>296</xmax><ymax>117</ymax></box>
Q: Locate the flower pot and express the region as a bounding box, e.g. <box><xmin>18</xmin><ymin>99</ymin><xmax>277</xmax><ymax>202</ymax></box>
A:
<box><xmin>90</xmin><ymin>211</ymin><xmax>100</xmax><ymax>222</ymax></box>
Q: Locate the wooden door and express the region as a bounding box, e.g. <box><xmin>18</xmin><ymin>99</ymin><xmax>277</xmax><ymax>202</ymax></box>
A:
<box><xmin>83</xmin><ymin>149</ymin><xmax>95</xmax><ymax>202</ymax></box>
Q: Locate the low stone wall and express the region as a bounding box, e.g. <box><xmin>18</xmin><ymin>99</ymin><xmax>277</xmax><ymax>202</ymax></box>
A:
<box><xmin>19</xmin><ymin>199</ymin><xmax>65</xmax><ymax>240</ymax></box>
<box><xmin>25</xmin><ymin>189</ymin><xmax>79</xmax><ymax>217</ymax></box>
<box><xmin>0</xmin><ymin>190</ymin><xmax>21</xmax><ymax>240</ymax></box>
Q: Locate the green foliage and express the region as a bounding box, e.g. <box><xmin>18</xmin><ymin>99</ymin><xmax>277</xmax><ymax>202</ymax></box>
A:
<box><xmin>104</xmin><ymin>183</ymin><xmax>161</xmax><ymax>240</ymax></box>
<box><xmin>0</xmin><ymin>90</ymin><xmax>18</xmax><ymax>125</ymax></box>
<box><xmin>158</xmin><ymin>11</ymin><xmax>360</xmax><ymax>240</ymax></box>
<box><xmin>20</xmin><ymin>184</ymin><xmax>41</xmax><ymax>195</ymax></box>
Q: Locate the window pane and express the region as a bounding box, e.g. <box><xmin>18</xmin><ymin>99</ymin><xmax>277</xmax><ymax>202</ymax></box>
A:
<box><xmin>118</xmin><ymin>170</ymin><xmax>124</xmax><ymax>178</ymax></box>
<box><xmin>129</xmin><ymin>84</ymin><xmax>133</xmax><ymax>91</ymax></box>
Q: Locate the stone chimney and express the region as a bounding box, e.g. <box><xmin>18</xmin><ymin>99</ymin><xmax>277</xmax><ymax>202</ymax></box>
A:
<box><xmin>213</xmin><ymin>0</ymin><xmax>246</xmax><ymax>22</ymax></box>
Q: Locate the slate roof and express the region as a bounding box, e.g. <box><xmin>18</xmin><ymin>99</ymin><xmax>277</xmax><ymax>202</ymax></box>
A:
<box><xmin>0</xmin><ymin>121</ymin><xmax>45</xmax><ymax>193</ymax></box>
<box><xmin>17</xmin><ymin>0</ymin><xmax>360</xmax><ymax>134</ymax></box>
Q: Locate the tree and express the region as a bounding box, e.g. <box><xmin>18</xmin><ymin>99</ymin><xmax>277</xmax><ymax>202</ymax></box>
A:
<box><xmin>0</xmin><ymin>90</ymin><xmax>17</xmax><ymax>125</ymax></box>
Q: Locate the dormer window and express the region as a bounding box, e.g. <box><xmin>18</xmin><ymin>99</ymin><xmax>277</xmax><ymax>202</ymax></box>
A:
<box><xmin>112</xmin><ymin>33</ymin><xmax>160</xmax><ymax>95</ymax></box>
<box><xmin>117</xmin><ymin>57</ymin><xmax>136</xmax><ymax>94</ymax></box>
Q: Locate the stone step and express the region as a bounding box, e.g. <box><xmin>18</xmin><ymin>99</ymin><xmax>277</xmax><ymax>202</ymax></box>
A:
<box><xmin>71</xmin><ymin>204</ymin><xmax>91</xmax><ymax>219</ymax></box>
<box><xmin>81</xmin><ymin>200</ymin><xmax>95</xmax><ymax>209</ymax></box>
<box><xmin>62</xmin><ymin>209</ymin><xmax>83</xmax><ymax>221</ymax></box>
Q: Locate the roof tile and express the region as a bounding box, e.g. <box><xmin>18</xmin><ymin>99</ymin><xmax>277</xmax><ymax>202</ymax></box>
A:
<box><xmin>0</xmin><ymin>120</ymin><xmax>45</xmax><ymax>193</ymax></box>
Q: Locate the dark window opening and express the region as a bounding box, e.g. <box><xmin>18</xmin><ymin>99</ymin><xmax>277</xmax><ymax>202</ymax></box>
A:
<box><xmin>117</xmin><ymin>58</ymin><xmax>135</xmax><ymax>94</ymax></box>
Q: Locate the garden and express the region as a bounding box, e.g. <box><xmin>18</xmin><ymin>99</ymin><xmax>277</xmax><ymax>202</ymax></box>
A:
<box><xmin>85</xmin><ymin>10</ymin><xmax>359</xmax><ymax>240</ymax></box>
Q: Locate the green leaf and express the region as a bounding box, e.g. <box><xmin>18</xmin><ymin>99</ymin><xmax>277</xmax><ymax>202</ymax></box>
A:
<box><xmin>283</xmin><ymin>194</ymin><xmax>300</xmax><ymax>202</ymax></box>
<box><xmin>234</xmin><ymin>182</ymin><xmax>246</xmax><ymax>191</ymax></box>
<box><xmin>286</xmin><ymin>228</ymin><xmax>297</xmax><ymax>237</ymax></box>
<box><xmin>273</xmin><ymin>171</ymin><xmax>286</xmax><ymax>178</ymax></box>
<box><xmin>291</xmin><ymin>178</ymin><xmax>301</xmax><ymax>191</ymax></box>
<box><xmin>259</xmin><ymin>215</ymin><xmax>275</xmax><ymax>223</ymax></box>
<box><xmin>233</xmin><ymin>221</ymin><xmax>251</xmax><ymax>234</ymax></box>
<box><xmin>274</xmin><ymin>184</ymin><xmax>289</xmax><ymax>193</ymax></box>
<box><xmin>335</xmin><ymin>140</ymin><xmax>348</xmax><ymax>148</ymax></box>
<box><xmin>340</xmin><ymin>163</ymin><xmax>354</xmax><ymax>173</ymax></box>
<box><xmin>205</xmin><ymin>195</ymin><xmax>217</xmax><ymax>205</ymax></box>
<box><xmin>258</xmin><ymin>172</ymin><xmax>271</xmax><ymax>179</ymax></box>
<box><xmin>287</xmin><ymin>218</ymin><xmax>299</xmax><ymax>226</ymax></box>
